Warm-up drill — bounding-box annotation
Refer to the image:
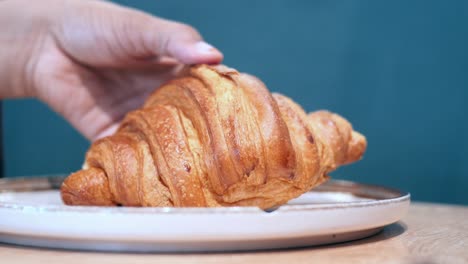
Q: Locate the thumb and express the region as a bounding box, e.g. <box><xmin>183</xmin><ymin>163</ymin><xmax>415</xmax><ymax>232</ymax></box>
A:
<box><xmin>53</xmin><ymin>0</ymin><xmax>223</xmax><ymax>67</ymax></box>
<box><xmin>149</xmin><ymin>19</ymin><xmax>224</xmax><ymax>65</ymax></box>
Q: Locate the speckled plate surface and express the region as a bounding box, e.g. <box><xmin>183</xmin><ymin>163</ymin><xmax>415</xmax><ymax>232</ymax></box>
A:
<box><xmin>0</xmin><ymin>176</ymin><xmax>410</xmax><ymax>252</ymax></box>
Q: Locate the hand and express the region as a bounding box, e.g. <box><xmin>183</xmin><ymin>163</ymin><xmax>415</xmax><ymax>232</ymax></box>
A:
<box><xmin>0</xmin><ymin>0</ymin><xmax>223</xmax><ymax>140</ymax></box>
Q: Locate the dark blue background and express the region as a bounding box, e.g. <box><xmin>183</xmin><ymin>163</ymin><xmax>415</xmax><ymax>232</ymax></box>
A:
<box><xmin>4</xmin><ymin>0</ymin><xmax>467</xmax><ymax>204</ymax></box>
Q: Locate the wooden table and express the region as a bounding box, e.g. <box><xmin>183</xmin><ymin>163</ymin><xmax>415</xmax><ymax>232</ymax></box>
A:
<box><xmin>0</xmin><ymin>202</ymin><xmax>467</xmax><ymax>264</ymax></box>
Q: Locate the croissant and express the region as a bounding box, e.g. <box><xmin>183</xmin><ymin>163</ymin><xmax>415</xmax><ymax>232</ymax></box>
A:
<box><xmin>61</xmin><ymin>64</ymin><xmax>367</xmax><ymax>209</ymax></box>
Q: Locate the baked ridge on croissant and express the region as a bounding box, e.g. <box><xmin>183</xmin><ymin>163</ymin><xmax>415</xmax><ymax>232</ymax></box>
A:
<box><xmin>61</xmin><ymin>64</ymin><xmax>367</xmax><ymax>209</ymax></box>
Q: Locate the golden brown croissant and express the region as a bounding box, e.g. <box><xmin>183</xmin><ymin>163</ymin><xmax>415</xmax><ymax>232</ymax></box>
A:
<box><xmin>61</xmin><ymin>64</ymin><xmax>367</xmax><ymax>209</ymax></box>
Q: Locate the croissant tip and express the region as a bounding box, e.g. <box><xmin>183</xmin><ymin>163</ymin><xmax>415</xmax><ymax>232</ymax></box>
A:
<box><xmin>60</xmin><ymin>168</ymin><xmax>115</xmax><ymax>206</ymax></box>
<box><xmin>345</xmin><ymin>130</ymin><xmax>367</xmax><ymax>164</ymax></box>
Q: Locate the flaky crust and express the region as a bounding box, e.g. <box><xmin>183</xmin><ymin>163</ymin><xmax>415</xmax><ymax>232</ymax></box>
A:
<box><xmin>61</xmin><ymin>65</ymin><xmax>367</xmax><ymax>209</ymax></box>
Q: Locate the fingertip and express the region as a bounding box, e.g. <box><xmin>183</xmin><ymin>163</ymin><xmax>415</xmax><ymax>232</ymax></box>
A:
<box><xmin>93</xmin><ymin>123</ymin><xmax>119</xmax><ymax>141</ymax></box>
<box><xmin>172</xmin><ymin>41</ymin><xmax>224</xmax><ymax>65</ymax></box>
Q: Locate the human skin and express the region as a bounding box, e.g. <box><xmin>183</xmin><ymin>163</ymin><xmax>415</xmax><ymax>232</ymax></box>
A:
<box><xmin>0</xmin><ymin>0</ymin><xmax>223</xmax><ymax>140</ymax></box>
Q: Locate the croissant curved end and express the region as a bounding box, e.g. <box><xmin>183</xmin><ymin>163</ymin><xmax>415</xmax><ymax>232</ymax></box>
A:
<box><xmin>61</xmin><ymin>168</ymin><xmax>115</xmax><ymax>206</ymax></box>
<box><xmin>344</xmin><ymin>131</ymin><xmax>367</xmax><ymax>165</ymax></box>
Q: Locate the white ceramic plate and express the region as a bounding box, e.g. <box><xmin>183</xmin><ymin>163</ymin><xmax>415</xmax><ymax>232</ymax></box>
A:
<box><xmin>0</xmin><ymin>176</ymin><xmax>410</xmax><ymax>252</ymax></box>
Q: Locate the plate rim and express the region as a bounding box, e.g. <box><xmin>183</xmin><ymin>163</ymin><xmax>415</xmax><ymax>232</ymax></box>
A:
<box><xmin>0</xmin><ymin>176</ymin><xmax>411</xmax><ymax>215</ymax></box>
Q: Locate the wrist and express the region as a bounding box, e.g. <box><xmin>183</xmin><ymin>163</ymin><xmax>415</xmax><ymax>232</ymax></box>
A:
<box><xmin>0</xmin><ymin>0</ymin><xmax>57</xmax><ymax>98</ymax></box>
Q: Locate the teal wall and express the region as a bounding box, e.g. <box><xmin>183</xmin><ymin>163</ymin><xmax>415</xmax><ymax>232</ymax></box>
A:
<box><xmin>3</xmin><ymin>0</ymin><xmax>467</xmax><ymax>205</ymax></box>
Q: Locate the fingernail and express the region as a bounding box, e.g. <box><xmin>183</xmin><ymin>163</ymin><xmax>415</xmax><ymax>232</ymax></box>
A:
<box><xmin>195</xmin><ymin>41</ymin><xmax>218</xmax><ymax>54</ymax></box>
<box><xmin>94</xmin><ymin>123</ymin><xmax>119</xmax><ymax>141</ymax></box>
